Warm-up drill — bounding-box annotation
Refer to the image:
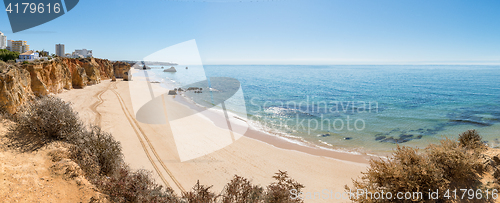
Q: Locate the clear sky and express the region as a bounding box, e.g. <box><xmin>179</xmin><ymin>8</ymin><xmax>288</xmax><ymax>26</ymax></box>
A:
<box><xmin>1</xmin><ymin>0</ymin><xmax>499</xmax><ymax>65</ymax></box>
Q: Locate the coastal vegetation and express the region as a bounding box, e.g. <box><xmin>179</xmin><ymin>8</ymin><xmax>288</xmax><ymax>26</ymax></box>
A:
<box><xmin>347</xmin><ymin>130</ymin><xmax>500</xmax><ymax>202</ymax></box>
<box><xmin>0</xmin><ymin>49</ymin><xmax>19</xmax><ymax>62</ymax></box>
<box><xmin>1</xmin><ymin>96</ymin><xmax>305</xmax><ymax>202</ymax></box>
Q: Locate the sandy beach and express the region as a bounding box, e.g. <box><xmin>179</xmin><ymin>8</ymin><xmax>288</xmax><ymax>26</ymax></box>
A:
<box><xmin>57</xmin><ymin>79</ymin><xmax>368</xmax><ymax>203</ymax></box>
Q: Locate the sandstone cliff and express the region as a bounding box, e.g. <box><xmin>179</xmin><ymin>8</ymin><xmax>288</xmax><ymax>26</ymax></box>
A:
<box><xmin>0</xmin><ymin>58</ymin><xmax>130</xmax><ymax>114</ymax></box>
<box><xmin>0</xmin><ymin>63</ymin><xmax>34</xmax><ymax>114</ymax></box>
<box><xmin>113</xmin><ymin>61</ymin><xmax>130</xmax><ymax>81</ymax></box>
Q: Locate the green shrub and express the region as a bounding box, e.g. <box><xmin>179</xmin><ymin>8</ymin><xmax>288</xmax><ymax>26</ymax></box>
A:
<box><xmin>0</xmin><ymin>49</ymin><xmax>19</xmax><ymax>61</ymax></box>
<box><xmin>22</xmin><ymin>60</ymin><xmax>29</xmax><ymax>64</ymax></box>
<box><xmin>7</xmin><ymin>96</ymin><xmax>83</xmax><ymax>151</ymax></box>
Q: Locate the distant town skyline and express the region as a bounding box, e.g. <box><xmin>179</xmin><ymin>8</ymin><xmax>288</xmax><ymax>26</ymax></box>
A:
<box><xmin>1</xmin><ymin>0</ymin><xmax>499</xmax><ymax>64</ymax></box>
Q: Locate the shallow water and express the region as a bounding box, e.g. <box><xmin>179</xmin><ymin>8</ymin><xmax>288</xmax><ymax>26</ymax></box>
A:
<box><xmin>147</xmin><ymin>65</ymin><xmax>500</xmax><ymax>155</ymax></box>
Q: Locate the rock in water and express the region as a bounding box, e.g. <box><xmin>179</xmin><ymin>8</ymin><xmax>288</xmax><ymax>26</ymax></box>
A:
<box><xmin>164</xmin><ymin>67</ymin><xmax>177</xmax><ymax>72</ymax></box>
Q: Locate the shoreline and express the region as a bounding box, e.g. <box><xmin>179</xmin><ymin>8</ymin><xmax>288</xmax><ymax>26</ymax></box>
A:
<box><xmin>172</xmin><ymin>91</ymin><xmax>371</xmax><ymax>164</ymax></box>
<box><xmin>58</xmin><ymin>79</ymin><xmax>369</xmax><ymax>202</ymax></box>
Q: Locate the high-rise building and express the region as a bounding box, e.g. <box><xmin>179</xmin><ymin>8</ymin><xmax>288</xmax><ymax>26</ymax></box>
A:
<box><xmin>0</xmin><ymin>32</ymin><xmax>6</xmax><ymax>49</ymax></box>
<box><xmin>7</xmin><ymin>40</ymin><xmax>13</xmax><ymax>51</ymax></box>
<box><xmin>56</xmin><ymin>44</ymin><xmax>65</xmax><ymax>57</ymax></box>
<box><xmin>10</xmin><ymin>40</ymin><xmax>29</xmax><ymax>53</ymax></box>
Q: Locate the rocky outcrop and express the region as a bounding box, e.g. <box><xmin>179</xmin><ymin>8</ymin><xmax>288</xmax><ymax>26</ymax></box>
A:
<box><xmin>0</xmin><ymin>58</ymin><xmax>131</xmax><ymax>113</ymax></box>
<box><xmin>77</xmin><ymin>58</ymin><xmax>101</xmax><ymax>85</ymax></box>
<box><xmin>0</xmin><ymin>64</ymin><xmax>34</xmax><ymax>114</ymax></box>
<box><xmin>93</xmin><ymin>58</ymin><xmax>114</xmax><ymax>80</ymax></box>
<box><xmin>23</xmin><ymin>60</ymin><xmax>72</xmax><ymax>96</ymax></box>
<box><xmin>113</xmin><ymin>61</ymin><xmax>130</xmax><ymax>79</ymax></box>
<box><xmin>71</xmin><ymin>66</ymin><xmax>88</xmax><ymax>88</ymax></box>
<box><xmin>163</xmin><ymin>67</ymin><xmax>176</xmax><ymax>72</ymax></box>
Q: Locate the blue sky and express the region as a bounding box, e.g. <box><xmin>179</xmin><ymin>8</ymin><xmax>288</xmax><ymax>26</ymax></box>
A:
<box><xmin>1</xmin><ymin>0</ymin><xmax>499</xmax><ymax>64</ymax></box>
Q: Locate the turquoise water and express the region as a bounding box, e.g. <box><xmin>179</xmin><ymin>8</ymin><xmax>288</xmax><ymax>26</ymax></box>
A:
<box><xmin>149</xmin><ymin>65</ymin><xmax>500</xmax><ymax>154</ymax></box>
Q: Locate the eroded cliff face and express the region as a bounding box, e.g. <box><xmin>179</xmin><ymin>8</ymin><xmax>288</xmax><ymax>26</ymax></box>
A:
<box><xmin>0</xmin><ymin>64</ymin><xmax>34</xmax><ymax>114</ymax></box>
<box><xmin>24</xmin><ymin>60</ymin><xmax>72</xmax><ymax>96</ymax></box>
<box><xmin>113</xmin><ymin>61</ymin><xmax>130</xmax><ymax>81</ymax></box>
<box><xmin>0</xmin><ymin>58</ymin><xmax>131</xmax><ymax>114</ymax></box>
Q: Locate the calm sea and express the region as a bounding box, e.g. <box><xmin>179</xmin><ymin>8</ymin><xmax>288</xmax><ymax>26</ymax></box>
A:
<box><xmin>147</xmin><ymin>65</ymin><xmax>500</xmax><ymax>155</ymax></box>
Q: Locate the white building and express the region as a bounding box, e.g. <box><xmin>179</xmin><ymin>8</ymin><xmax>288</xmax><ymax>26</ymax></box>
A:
<box><xmin>71</xmin><ymin>49</ymin><xmax>92</xmax><ymax>58</ymax></box>
<box><xmin>16</xmin><ymin>50</ymin><xmax>47</xmax><ymax>62</ymax></box>
<box><xmin>6</xmin><ymin>40</ymin><xmax>12</xmax><ymax>51</ymax></box>
<box><xmin>0</xmin><ymin>32</ymin><xmax>6</xmax><ymax>49</ymax></box>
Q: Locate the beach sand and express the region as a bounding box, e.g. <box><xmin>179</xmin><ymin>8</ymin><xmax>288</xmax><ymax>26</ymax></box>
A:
<box><xmin>57</xmin><ymin>79</ymin><xmax>368</xmax><ymax>203</ymax></box>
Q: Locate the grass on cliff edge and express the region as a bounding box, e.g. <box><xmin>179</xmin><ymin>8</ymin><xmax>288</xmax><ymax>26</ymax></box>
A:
<box><xmin>3</xmin><ymin>96</ymin><xmax>305</xmax><ymax>203</ymax></box>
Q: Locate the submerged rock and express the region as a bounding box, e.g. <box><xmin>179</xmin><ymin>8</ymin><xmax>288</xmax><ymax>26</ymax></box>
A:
<box><xmin>187</xmin><ymin>87</ymin><xmax>202</xmax><ymax>91</ymax></box>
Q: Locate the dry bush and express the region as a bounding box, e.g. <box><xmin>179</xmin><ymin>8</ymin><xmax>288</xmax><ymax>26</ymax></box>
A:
<box><xmin>264</xmin><ymin>170</ymin><xmax>305</xmax><ymax>203</ymax></box>
<box><xmin>96</xmin><ymin>166</ymin><xmax>180</xmax><ymax>203</ymax></box>
<box><xmin>183</xmin><ymin>171</ymin><xmax>304</xmax><ymax>203</ymax></box>
<box><xmin>220</xmin><ymin>175</ymin><xmax>264</xmax><ymax>203</ymax></box>
<box><xmin>348</xmin><ymin>146</ymin><xmax>444</xmax><ymax>202</ymax></box>
<box><xmin>70</xmin><ymin>125</ymin><xmax>123</xmax><ymax>181</ymax></box>
<box><xmin>347</xmin><ymin>130</ymin><xmax>490</xmax><ymax>203</ymax></box>
<box><xmin>427</xmin><ymin>138</ymin><xmax>484</xmax><ymax>189</ymax></box>
<box><xmin>4</xmin><ymin>95</ymin><xmax>306</xmax><ymax>203</ymax></box>
<box><xmin>182</xmin><ymin>181</ymin><xmax>218</xmax><ymax>203</ymax></box>
<box><xmin>7</xmin><ymin>96</ymin><xmax>83</xmax><ymax>151</ymax></box>
<box><xmin>458</xmin><ymin>129</ymin><xmax>486</xmax><ymax>152</ymax></box>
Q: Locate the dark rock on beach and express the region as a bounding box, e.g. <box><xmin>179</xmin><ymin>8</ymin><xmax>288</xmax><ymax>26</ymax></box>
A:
<box><xmin>168</xmin><ymin>90</ymin><xmax>177</xmax><ymax>95</ymax></box>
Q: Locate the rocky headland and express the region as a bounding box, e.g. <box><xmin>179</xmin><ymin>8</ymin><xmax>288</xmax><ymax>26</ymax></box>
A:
<box><xmin>0</xmin><ymin>58</ymin><xmax>131</xmax><ymax>114</ymax></box>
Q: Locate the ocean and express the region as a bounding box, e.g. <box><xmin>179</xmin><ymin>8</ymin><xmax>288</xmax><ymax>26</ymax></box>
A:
<box><xmin>146</xmin><ymin>65</ymin><xmax>500</xmax><ymax>155</ymax></box>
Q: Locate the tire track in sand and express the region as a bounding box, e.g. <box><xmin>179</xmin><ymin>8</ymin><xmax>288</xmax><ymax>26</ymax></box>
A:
<box><xmin>90</xmin><ymin>84</ymin><xmax>108</xmax><ymax>126</ymax></box>
<box><xmin>109</xmin><ymin>81</ymin><xmax>186</xmax><ymax>193</ymax></box>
